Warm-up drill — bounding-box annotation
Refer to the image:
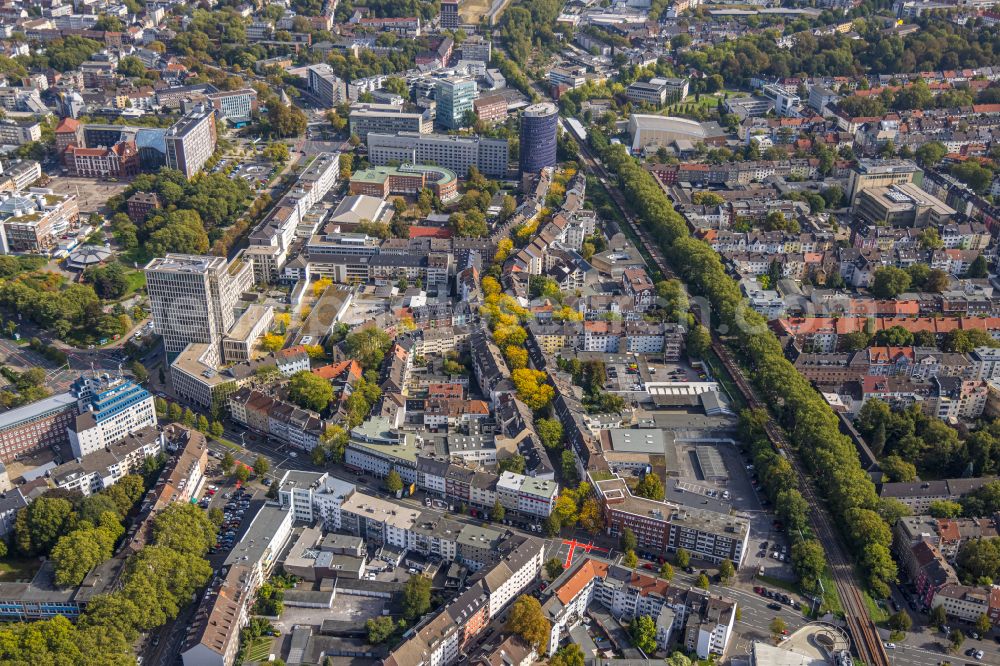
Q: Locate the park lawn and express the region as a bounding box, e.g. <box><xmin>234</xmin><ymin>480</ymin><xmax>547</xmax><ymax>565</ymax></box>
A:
<box><xmin>123</xmin><ymin>268</ymin><xmax>146</xmax><ymax>295</ymax></box>
<box><xmin>0</xmin><ymin>558</ymin><xmax>41</xmax><ymax>582</ymax></box>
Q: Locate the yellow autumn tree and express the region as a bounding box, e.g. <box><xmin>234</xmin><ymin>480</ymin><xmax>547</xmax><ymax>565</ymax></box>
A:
<box><xmin>260</xmin><ymin>332</ymin><xmax>284</xmax><ymax>352</ymax></box>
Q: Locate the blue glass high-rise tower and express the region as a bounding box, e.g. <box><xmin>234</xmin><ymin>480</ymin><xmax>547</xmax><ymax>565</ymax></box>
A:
<box><xmin>519</xmin><ymin>102</ymin><xmax>558</xmax><ymax>176</ymax></box>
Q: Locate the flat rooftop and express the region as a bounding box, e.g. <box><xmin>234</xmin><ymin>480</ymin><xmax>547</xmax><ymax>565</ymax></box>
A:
<box><xmin>340</xmin><ymin>491</ymin><xmax>421</xmax><ymax>531</ymax></box>
<box><xmin>145</xmin><ymin>253</ymin><xmax>226</xmax><ymax>274</ymax></box>
<box><xmin>225</xmin><ymin>304</ymin><xmax>272</xmax><ymax>343</ymax></box>
<box><xmin>596</xmin><ymin>476</ymin><xmax>748</xmax><ymax>538</ymax></box>
<box><xmin>224</xmin><ymin>504</ymin><xmax>290</xmax><ymax>568</ymax></box>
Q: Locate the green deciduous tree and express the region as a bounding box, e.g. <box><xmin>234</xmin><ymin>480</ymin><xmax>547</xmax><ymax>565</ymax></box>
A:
<box><xmin>549</xmin><ymin>643</ymin><xmax>585</xmax><ymax>666</ymax></box>
<box><xmin>620</xmin><ymin>527</ymin><xmax>637</xmax><ymax>553</ymax></box>
<box><xmin>287</xmin><ymin>370</ymin><xmax>333</xmax><ymax>412</ymax></box>
<box><xmin>506</xmin><ymin>595</ymin><xmax>552</xmax><ymax>654</ymax></box>
<box><xmin>718</xmin><ymin>558</ymin><xmax>735</xmax><ymax>583</ymax></box>
<box><xmin>14</xmin><ymin>496</ymin><xmax>74</xmax><ymax>556</ymax></box>
<box><xmin>686</xmin><ymin>324</ymin><xmax>711</xmax><ymax>359</ymax></box>
<box><xmin>366</xmin><ymin>615</ymin><xmax>395</xmax><ymax>644</ymax></box>
<box><xmin>930</xmin><ymin>604</ymin><xmax>947</xmax><ymax>628</ymax></box>
<box><xmin>498</xmin><ymin>454</ymin><xmax>526</xmax><ymax>475</ymax></box>
<box><xmin>545</xmin><ymin>558</ymin><xmax>564</xmax><ymax>579</ymax></box>
<box><xmin>634</xmin><ymin>472</ymin><xmax>664</xmax><ymax>501</ymax></box>
<box><xmin>253</xmin><ymin>455</ymin><xmax>270</xmax><ymax>477</ymax></box>
<box><xmin>871</xmin><ymin>266</ymin><xmax>912</xmax><ymax>299</ymax></box>
<box><xmin>385</xmin><ymin>470</ymin><xmax>404</xmax><ymax>494</ymax></box>
<box><xmin>888</xmin><ymin>610</ymin><xmax>912</xmax><ymax>633</ymax></box>
<box><xmin>151</xmin><ymin>503</ymin><xmax>217</xmax><ymax>558</ymax></box>
<box><xmin>629</xmin><ymin>615</ymin><xmax>657</xmax><ymax>653</ymax></box>
<box><xmin>536</xmin><ymin>418</ymin><xmax>563</xmax><ymax>450</ymax></box>
<box><xmin>402</xmin><ymin>574</ymin><xmax>431</xmax><ymax>621</ymax></box>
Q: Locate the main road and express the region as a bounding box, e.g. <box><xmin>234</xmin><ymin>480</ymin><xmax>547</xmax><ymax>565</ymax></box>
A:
<box><xmin>567</xmin><ymin>122</ymin><xmax>890</xmax><ymax>666</ymax></box>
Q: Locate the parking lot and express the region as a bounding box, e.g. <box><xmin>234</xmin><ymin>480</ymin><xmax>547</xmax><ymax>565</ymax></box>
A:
<box><xmin>46</xmin><ymin>176</ymin><xmax>131</xmax><ymax>214</ymax></box>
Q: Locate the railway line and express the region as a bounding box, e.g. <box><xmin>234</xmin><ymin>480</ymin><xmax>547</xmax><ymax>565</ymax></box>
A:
<box><xmin>571</xmin><ymin>128</ymin><xmax>889</xmax><ymax>666</ymax></box>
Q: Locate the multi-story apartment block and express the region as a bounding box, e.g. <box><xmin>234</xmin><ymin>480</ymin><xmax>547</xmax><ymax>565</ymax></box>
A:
<box><xmin>623</xmin><ymin>268</ymin><xmax>655</xmax><ymax>311</ymax></box>
<box><xmin>440</xmin><ymin>0</ymin><xmax>459</xmax><ymax>29</ymax></box>
<box><xmin>67</xmin><ymin>372</ymin><xmax>157</xmax><ymax>458</ymax></box>
<box><xmin>462</xmin><ymin>36</ymin><xmax>492</xmax><ymax>62</ymax></box>
<box><xmin>227</xmin><ymin>387</ymin><xmax>326</xmax><ymax>452</ymax></box>
<box><xmin>932</xmin><ymin>584</ymin><xmax>991</xmax><ymax>623</ymax></box>
<box><xmin>307</xmin><ymin>64</ymin><xmax>348</xmax><ymax>107</ymax></box>
<box><xmin>246</xmin><ymin>151</ymin><xmax>340</xmax><ymax>282</ymax></box>
<box><xmin>595</xmin><ymin>476</ymin><xmax>750</xmax><ymax>566</ymax></box>
<box><xmin>0</xmin><ymin>119</ymin><xmax>41</xmax><ymax>146</ymax></box>
<box><xmin>349</xmin><ymin>164</ymin><xmax>458</xmax><ymax>201</ymax></box>
<box><xmin>542</xmin><ymin>556</ymin><xmax>737</xmax><ymax>659</ymax></box>
<box><xmin>164</xmin><ymin>104</ymin><xmax>217</xmax><ymax>178</ymax></box>
<box><xmin>276</xmin><ymin>469</ymin><xmax>356</xmax><ymax>526</ymax></box>
<box><xmin>145</xmin><ymin>254</ymin><xmax>252</xmax><ymax>363</ymax></box>
<box><xmin>0</xmin><ymin>160</ymin><xmax>41</xmax><ymax>193</ymax></box>
<box><xmin>52</xmin><ymin>425</ymin><xmax>164</xmax><ymax>497</ymax></box>
<box><xmin>366</xmin><ymin>131</ymin><xmax>509</xmax><ymax>178</ymax></box>
<box><xmin>221</xmin><ymin>304</ymin><xmax>274</xmax><ymax>363</ymax></box>
<box><xmin>495</xmin><ymin>471</ymin><xmax>558</xmax><ymax>518</ymax></box>
<box><xmin>626</xmin><ymin>78</ymin><xmax>687</xmax><ymax>107</ymax></box>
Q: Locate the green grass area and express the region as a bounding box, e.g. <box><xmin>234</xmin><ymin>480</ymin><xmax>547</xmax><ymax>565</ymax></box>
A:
<box><xmin>757</xmin><ymin>570</ymin><xmax>843</xmax><ymax>620</ymax></box>
<box><xmin>589</xmin><ymin>470</ymin><xmax>614</xmax><ymax>482</ymax></box>
<box><xmin>0</xmin><ymin>558</ymin><xmax>41</xmax><ymax>582</ymax></box>
<box><xmin>756</xmin><ymin>574</ymin><xmax>799</xmax><ymax>595</ymax></box>
<box><xmin>818</xmin><ymin>567</ymin><xmax>844</xmax><ymax>617</ymax></box>
<box><xmin>243</xmin><ymin>636</ymin><xmax>272</xmax><ymax>662</ymax></box>
<box><xmin>863</xmin><ymin>588</ymin><xmax>891</xmax><ymax>625</ymax></box>
<box><xmin>122</xmin><ymin>268</ymin><xmax>146</xmax><ymax>295</ymax></box>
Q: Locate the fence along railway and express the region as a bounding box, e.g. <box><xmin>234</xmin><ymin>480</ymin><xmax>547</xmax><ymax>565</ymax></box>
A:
<box><xmin>571</xmin><ymin>128</ymin><xmax>890</xmax><ymax>666</ymax></box>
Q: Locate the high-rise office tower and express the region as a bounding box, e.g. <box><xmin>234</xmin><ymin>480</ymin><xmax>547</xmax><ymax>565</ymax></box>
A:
<box><xmin>144</xmin><ymin>254</ymin><xmax>252</xmax><ymax>363</ymax></box>
<box><xmin>164</xmin><ymin>104</ymin><xmax>217</xmax><ymax>178</ymax></box>
<box><xmin>435</xmin><ymin>77</ymin><xmax>477</xmax><ymax>130</ymax></box>
<box><xmin>519</xmin><ymin>102</ymin><xmax>558</xmax><ymax>176</ymax></box>
<box><xmin>440</xmin><ymin>0</ymin><xmax>459</xmax><ymax>29</ymax></box>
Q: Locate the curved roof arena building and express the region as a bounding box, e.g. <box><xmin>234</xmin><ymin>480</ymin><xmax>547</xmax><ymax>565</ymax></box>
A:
<box><xmin>627</xmin><ymin>114</ymin><xmax>727</xmax><ymax>151</ymax></box>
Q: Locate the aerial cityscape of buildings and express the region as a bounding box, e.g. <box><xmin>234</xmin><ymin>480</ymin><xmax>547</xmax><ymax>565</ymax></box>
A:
<box><xmin>1</xmin><ymin>0</ymin><xmax>1000</xmax><ymax>666</ymax></box>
